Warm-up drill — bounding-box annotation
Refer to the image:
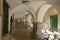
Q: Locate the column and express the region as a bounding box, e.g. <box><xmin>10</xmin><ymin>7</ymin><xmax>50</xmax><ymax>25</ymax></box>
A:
<box><xmin>32</xmin><ymin>22</ymin><xmax>37</xmax><ymax>38</ymax></box>
<box><xmin>37</xmin><ymin>22</ymin><xmax>43</xmax><ymax>38</ymax></box>
<box><xmin>12</xmin><ymin>14</ymin><xmax>15</xmax><ymax>32</ymax></box>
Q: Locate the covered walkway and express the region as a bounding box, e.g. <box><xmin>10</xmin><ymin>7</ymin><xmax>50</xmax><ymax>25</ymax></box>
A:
<box><xmin>2</xmin><ymin>21</ymin><xmax>40</xmax><ymax>40</ymax></box>
<box><xmin>2</xmin><ymin>19</ymin><xmax>40</xmax><ymax>40</ymax></box>
<box><xmin>0</xmin><ymin>0</ymin><xmax>60</xmax><ymax>40</ymax></box>
<box><xmin>11</xmin><ymin>23</ymin><xmax>39</xmax><ymax>40</ymax></box>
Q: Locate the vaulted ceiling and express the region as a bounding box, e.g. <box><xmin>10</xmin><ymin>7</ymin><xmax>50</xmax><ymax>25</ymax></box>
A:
<box><xmin>6</xmin><ymin>0</ymin><xmax>60</xmax><ymax>9</ymax></box>
<box><xmin>6</xmin><ymin>0</ymin><xmax>60</xmax><ymax>18</ymax></box>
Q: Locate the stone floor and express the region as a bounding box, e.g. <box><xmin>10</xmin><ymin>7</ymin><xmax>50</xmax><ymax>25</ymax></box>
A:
<box><xmin>11</xmin><ymin>27</ymin><xmax>39</xmax><ymax>40</ymax></box>
<box><xmin>2</xmin><ymin>24</ymin><xmax>40</xmax><ymax>40</ymax></box>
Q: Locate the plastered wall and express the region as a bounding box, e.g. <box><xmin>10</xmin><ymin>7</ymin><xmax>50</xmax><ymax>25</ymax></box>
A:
<box><xmin>43</xmin><ymin>7</ymin><xmax>60</xmax><ymax>29</ymax></box>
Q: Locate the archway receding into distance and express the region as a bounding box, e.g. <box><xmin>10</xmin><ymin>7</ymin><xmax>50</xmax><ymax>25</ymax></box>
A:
<box><xmin>8</xmin><ymin>4</ymin><xmax>36</xmax><ymax>32</ymax></box>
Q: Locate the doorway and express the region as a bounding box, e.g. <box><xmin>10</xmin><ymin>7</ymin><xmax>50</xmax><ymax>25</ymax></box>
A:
<box><xmin>50</xmin><ymin>15</ymin><xmax>58</xmax><ymax>31</ymax></box>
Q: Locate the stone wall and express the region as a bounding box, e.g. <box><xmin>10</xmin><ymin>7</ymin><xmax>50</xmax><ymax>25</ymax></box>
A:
<box><xmin>37</xmin><ymin>22</ymin><xmax>43</xmax><ymax>39</ymax></box>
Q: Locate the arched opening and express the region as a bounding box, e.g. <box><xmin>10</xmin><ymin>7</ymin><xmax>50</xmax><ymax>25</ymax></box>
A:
<box><xmin>8</xmin><ymin>4</ymin><xmax>36</xmax><ymax>32</ymax></box>
<box><xmin>9</xmin><ymin>4</ymin><xmax>35</xmax><ymax>29</ymax></box>
<box><xmin>37</xmin><ymin>4</ymin><xmax>52</xmax><ymax>36</ymax></box>
<box><xmin>37</xmin><ymin>4</ymin><xmax>60</xmax><ymax>39</ymax></box>
<box><xmin>43</xmin><ymin>7</ymin><xmax>59</xmax><ymax>31</ymax></box>
<box><xmin>26</xmin><ymin>14</ymin><xmax>33</xmax><ymax>29</ymax></box>
<box><xmin>8</xmin><ymin>4</ymin><xmax>37</xmax><ymax>38</ymax></box>
<box><xmin>37</xmin><ymin>4</ymin><xmax>52</xmax><ymax>22</ymax></box>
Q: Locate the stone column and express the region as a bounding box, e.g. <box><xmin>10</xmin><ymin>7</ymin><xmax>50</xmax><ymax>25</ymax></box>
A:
<box><xmin>37</xmin><ymin>22</ymin><xmax>43</xmax><ymax>38</ymax></box>
<box><xmin>32</xmin><ymin>22</ymin><xmax>37</xmax><ymax>38</ymax></box>
<box><xmin>12</xmin><ymin>14</ymin><xmax>15</xmax><ymax>32</ymax></box>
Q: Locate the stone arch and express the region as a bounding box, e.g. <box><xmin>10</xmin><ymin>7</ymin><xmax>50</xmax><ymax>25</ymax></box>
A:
<box><xmin>9</xmin><ymin>4</ymin><xmax>36</xmax><ymax>21</ymax></box>
<box><xmin>43</xmin><ymin>7</ymin><xmax>59</xmax><ymax>22</ymax></box>
<box><xmin>26</xmin><ymin>14</ymin><xmax>33</xmax><ymax>28</ymax></box>
<box><xmin>43</xmin><ymin>7</ymin><xmax>59</xmax><ymax>29</ymax></box>
<box><xmin>37</xmin><ymin>4</ymin><xmax>53</xmax><ymax>38</ymax></box>
<box><xmin>37</xmin><ymin>4</ymin><xmax>52</xmax><ymax>22</ymax></box>
<box><xmin>36</xmin><ymin>3</ymin><xmax>59</xmax><ymax>33</ymax></box>
<box><xmin>8</xmin><ymin>4</ymin><xmax>36</xmax><ymax>32</ymax></box>
<box><xmin>26</xmin><ymin>14</ymin><xmax>32</xmax><ymax>23</ymax></box>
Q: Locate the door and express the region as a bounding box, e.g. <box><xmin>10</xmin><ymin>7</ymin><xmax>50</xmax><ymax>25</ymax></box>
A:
<box><xmin>50</xmin><ymin>15</ymin><xmax>58</xmax><ymax>31</ymax></box>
